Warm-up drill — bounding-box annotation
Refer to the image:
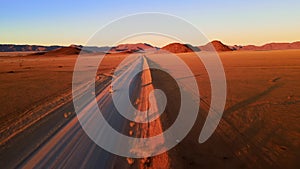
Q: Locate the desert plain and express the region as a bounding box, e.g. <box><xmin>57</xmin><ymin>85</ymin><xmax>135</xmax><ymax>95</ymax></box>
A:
<box><xmin>0</xmin><ymin>49</ymin><xmax>299</xmax><ymax>168</ymax></box>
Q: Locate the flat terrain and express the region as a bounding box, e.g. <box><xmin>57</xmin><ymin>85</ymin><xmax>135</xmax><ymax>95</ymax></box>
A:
<box><xmin>158</xmin><ymin>50</ymin><xmax>300</xmax><ymax>168</ymax></box>
<box><xmin>0</xmin><ymin>50</ymin><xmax>299</xmax><ymax>168</ymax></box>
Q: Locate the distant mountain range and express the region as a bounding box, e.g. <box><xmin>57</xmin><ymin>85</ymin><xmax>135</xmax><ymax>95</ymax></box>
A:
<box><xmin>1</xmin><ymin>41</ymin><xmax>300</xmax><ymax>54</ymax></box>
<box><xmin>31</xmin><ymin>45</ymin><xmax>110</xmax><ymax>56</ymax></box>
<box><xmin>198</xmin><ymin>40</ymin><xmax>300</xmax><ymax>51</ymax></box>
<box><xmin>0</xmin><ymin>44</ymin><xmax>62</xmax><ymax>52</ymax></box>
<box><xmin>230</xmin><ymin>41</ymin><xmax>300</xmax><ymax>51</ymax></box>
<box><xmin>161</xmin><ymin>41</ymin><xmax>300</xmax><ymax>53</ymax></box>
<box><xmin>0</xmin><ymin>44</ymin><xmax>110</xmax><ymax>53</ymax></box>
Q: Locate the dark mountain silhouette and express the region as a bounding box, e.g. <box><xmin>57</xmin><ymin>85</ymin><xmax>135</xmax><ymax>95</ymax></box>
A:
<box><xmin>0</xmin><ymin>44</ymin><xmax>61</xmax><ymax>52</ymax></box>
<box><xmin>83</xmin><ymin>46</ymin><xmax>111</xmax><ymax>53</ymax></box>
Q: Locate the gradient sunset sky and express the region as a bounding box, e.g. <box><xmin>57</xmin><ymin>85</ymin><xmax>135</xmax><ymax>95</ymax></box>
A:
<box><xmin>1</xmin><ymin>0</ymin><xmax>299</xmax><ymax>47</ymax></box>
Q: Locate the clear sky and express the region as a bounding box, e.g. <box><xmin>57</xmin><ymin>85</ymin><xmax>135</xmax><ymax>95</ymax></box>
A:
<box><xmin>1</xmin><ymin>0</ymin><xmax>299</xmax><ymax>47</ymax></box>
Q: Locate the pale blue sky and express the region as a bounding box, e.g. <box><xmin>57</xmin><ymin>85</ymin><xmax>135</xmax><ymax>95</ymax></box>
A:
<box><xmin>1</xmin><ymin>0</ymin><xmax>299</xmax><ymax>46</ymax></box>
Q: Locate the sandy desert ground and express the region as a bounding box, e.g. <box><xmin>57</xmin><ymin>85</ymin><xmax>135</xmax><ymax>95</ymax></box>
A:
<box><xmin>0</xmin><ymin>50</ymin><xmax>299</xmax><ymax>168</ymax></box>
<box><xmin>160</xmin><ymin>50</ymin><xmax>300</xmax><ymax>168</ymax></box>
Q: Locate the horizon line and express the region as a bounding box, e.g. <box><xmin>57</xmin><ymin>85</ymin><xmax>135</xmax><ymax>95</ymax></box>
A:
<box><xmin>1</xmin><ymin>40</ymin><xmax>300</xmax><ymax>48</ymax></box>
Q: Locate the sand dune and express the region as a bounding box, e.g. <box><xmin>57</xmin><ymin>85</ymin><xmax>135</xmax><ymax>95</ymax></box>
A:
<box><xmin>43</xmin><ymin>46</ymin><xmax>83</xmax><ymax>55</ymax></box>
<box><xmin>109</xmin><ymin>43</ymin><xmax>157</xmax><ymax>53</ymax></box>
<box><xmin>199</xmin><ymin>40</ymin><xmax>233</xmax><ymax>51</ymax></box>
<box><xmin>161</xmin><ymin>43</ymin><xmax>196</xmax><ymax>53</ymax></box>
<box><xmin>32</xmin><ymin>45</ymin><xmax>95</xmax><ymax>56</ymax></box>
